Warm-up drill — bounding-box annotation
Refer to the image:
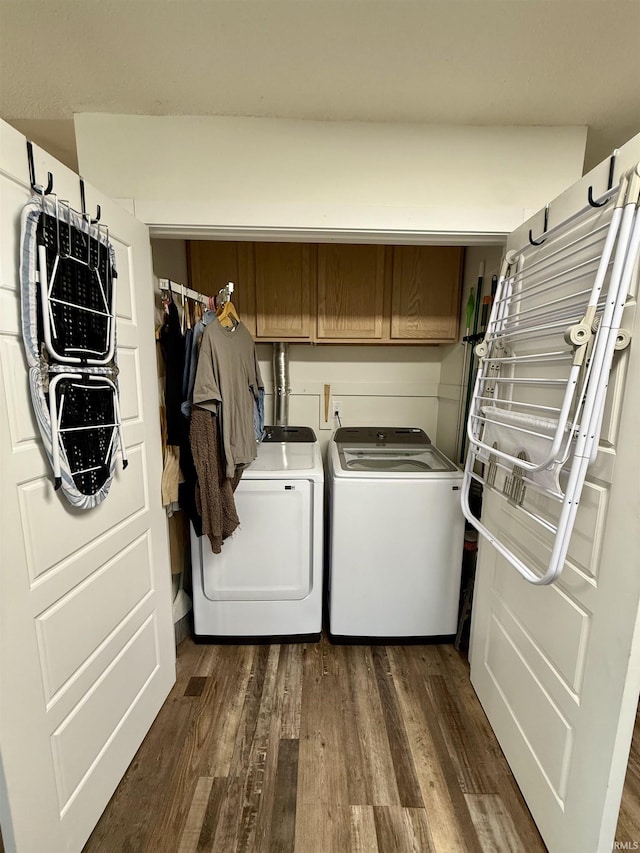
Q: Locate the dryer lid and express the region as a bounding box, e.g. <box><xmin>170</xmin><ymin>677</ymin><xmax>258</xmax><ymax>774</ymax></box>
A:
<box><xmin>244</xmin><ymin>440</ymin><xmax>323</xmax><ymax>481</ymax></box>
<box><xmin>263</xmin><ymin>425</ymin><xmax>317</xmax><ymax>443</ymax></box>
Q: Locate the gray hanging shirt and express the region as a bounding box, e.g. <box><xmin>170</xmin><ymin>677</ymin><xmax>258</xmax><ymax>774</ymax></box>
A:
<box><xmin>193</xmin><ymin>320</ymin><xmax>264</xmax><ymax>479</ymax></box>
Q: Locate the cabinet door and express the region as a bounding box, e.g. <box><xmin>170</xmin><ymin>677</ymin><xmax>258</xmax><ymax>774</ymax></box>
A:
<box><xmin>254</xmin><ymin>243</ymin><xmax>312</xmax><ymax>339</ymax></box>
<box><xmin>187</xmin><ymin>240</ymin><xmax>256</xmax><ymax>336</ymax></box>
<box><xmin>317</xmin><ymin>244</ymin><xmax>386</xmax><ymax>340</ymax></box>
<box><xmin>391</xmin><ymin>246</ymin><xmax>462</xmax><ymax>341</ymax></box>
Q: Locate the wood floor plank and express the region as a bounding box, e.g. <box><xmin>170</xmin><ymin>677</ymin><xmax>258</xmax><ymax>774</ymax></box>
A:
<box><xmin>268</xmin><ymin>739</ymin><xmax>299</xmax><ymax>853</ymax></box>
<box><xmin>404</xmin><ymin>807</ymin><xmax>437</xmax><ymax>853</ymax></box>
<box><xmin>253</xmin><ymin>647</ymin><xmax>296</xmax><ymax>851</ymax></box>
<box><xmin>426</xmin><ymin>674</ymin><xmax>492</xmax><ymax>794</ymax></box>
<box><xmin>184</xmin><ymin>676</ymin><xmax>208</xmax><ymax>697</ymax></box>
<box><xmin>373</xmin><ymin>806</ymin><xmax>435</xmax><ymax>853</ymax></box>
<box><xmin>297</xmin><ymin>643</ymin><xmax>349</xmax><ymax>806</ymax></box>
<box><xmin>144</xmin><ymin>647</ymin><xmax>256</xmax><ymax>851</ymax></box>
<box><xmin>227</xmin><ymin>645</ymin><xmax>271</xmax><ymax>776</ymax></box>
<box><xmin>373</xmin><ymin>805</ymin><xmax>406</xmax><ymax>851</ymax></box>
<box><xmin>320</xmin><ymin>634</ymin><xmax>344</xmax><ymax>676</ymax></box>
<box><xmin>293</xmin><ymin>804</ymin><xmax>352</xmax><ymax>853</ymax></box>
<box><xmin>416</xmin><ymin>678</ymin><xmax>482</xmax><ymax>853</ymax></box>
<box><xmin>465</xmin><ymin>793</ymin><xmax>526</xmax><ymax>853</ymax></box>
<box><xmin>349</xmin><ymin>805</ymin><xmax>379</xmax><ymax>852</ymax></box>
<box><xmin>386</xmin><ymin>645</ymin><xmax>480</xmax><ymax>853</ymax></box>
<box><xmin>278</xmin><ymin>643</ymin><xmax>304</xmax><ymax>740</ymax></box>
<box><xmin>371</xmin><ymin>646</ymin><xmax>424</xmax><ymax>808</ymax></box>
<box><xmin>342</xmin><ymin>645</ymin><xmax>401</xmax><ymax>806</ymax></box>
<box><xmin>83</xmin><ymin>638</ymin><xmax>545</xmax><ymax>853</ymax></box>
<box><xmin>146</xmin><ymin>645</ymin><xmax>261</xmax><ymax>853</ymax></box>
<box><xmin>177</xmin><ymin>776</ymin><xmax>213</xmax><ymax>853</ymax></box>
<box><xmin>330</xmin><ymin>645</ymin><xmax>369</xmax><ymax>806</ymax></box>
<box><xmin>193</xmin><ymin>643</ymin><xmax>222</xmax><ymax>678</ymax></box>
<box><xmin>175</xmin><ymin>637</ymin><xmax>212</xmax><ymax>688</ymax></box>
<box><xmin>226</xmin><ymin>645</ymin><xmax>282</xmax><ymax>853</ymax></box>
<box><xmin>241</xmin><ymin>645</ymin><xmax>283</xmax><ymax>853</ymax></box>
<box><xmin>195</xmin><ymin>777</ymin><xmax>227</xmax><ymax>852</ymax></box>
<box><xmin>200</xmin><ymin>645</ymin><xmax>255</xmax><ymax>777</ymax></box>
<box><xmin>209</xmin><ymin>775</ymin><xmax>245</xmax><ymax>853</ymax></box>
<box><xmin>436</xmin><ymin>645</ymin><xmax>546</xmax><ymax>851</ymax></box>
<box><xmin>84</xmin><ymin>691</ymin><xmax>201</xmax><ymax>849</ymax></box>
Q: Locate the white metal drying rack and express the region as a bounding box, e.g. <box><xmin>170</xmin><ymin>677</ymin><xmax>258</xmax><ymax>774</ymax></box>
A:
<box><xmin>462</xmin><ymin>162</ymin><xmax>640</xmax><ymax>585</ymax></box>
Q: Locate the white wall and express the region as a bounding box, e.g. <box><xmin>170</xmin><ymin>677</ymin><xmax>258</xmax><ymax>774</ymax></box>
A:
<box><xmin>150</xmin><ymin>238</ymin><xmax>188</xmax><ymax>284</ymax></box>
<box><xmin>75</xmin><ymin>115</ymin><xmax>586</xmax><ymax>239</ymax></box>
<box><xmin>124</xmin><ymin>116</ymin><xmax>584</xmax><ymax>464</ymax></box>
<box><xmin>256</xmin><ymin>343</ymin><xmax>441</xmax><ymax>454</ymax></box>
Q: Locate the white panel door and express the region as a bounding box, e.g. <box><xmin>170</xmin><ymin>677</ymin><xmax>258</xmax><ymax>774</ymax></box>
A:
<box><xmin>469</xmin><ymin>135</ymin><xmax>640</xmax><ymax>852</ymax></box>
<box><xmin>0</xmin><ymin>120</ymin><xmax>175</xmax><ymax>853</ymax></box>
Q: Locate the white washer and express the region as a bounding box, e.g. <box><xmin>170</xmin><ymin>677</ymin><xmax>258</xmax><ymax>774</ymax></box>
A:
<box><xmin>191</xmin><ymin>426</ymin><xmax>323</xmax><ymax>641</ymax></box>
<box><xmin>328</xmin><ymin>427</ymin><xmax>464</xmax><ymax>640</ymax></box>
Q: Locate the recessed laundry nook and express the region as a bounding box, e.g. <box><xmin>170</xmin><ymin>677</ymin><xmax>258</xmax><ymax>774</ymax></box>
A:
<box><xmin>1</xmin><ymin>117</ymin><xmax>640</xmax><ymax>853</ymax></box>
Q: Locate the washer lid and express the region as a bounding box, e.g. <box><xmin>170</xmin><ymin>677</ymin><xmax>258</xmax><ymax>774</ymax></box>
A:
<box><xmin>338</xmin><ymin>444</ymin><xmax>457</xmax><ymax>473</ymax></box>
<box><xmin>334</xmin><ymin>426</ymin><xmax>430</xmax><ymax>445</ymax></box>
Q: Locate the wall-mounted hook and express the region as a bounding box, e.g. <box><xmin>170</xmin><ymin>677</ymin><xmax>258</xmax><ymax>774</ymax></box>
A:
<box><xmin>79</xmin><ymin>177</ymin><xmax>101</xmax><ymax>223</ymax></box>
<box><xmin>588</xmin><ymin>149</ymin><xmax>618</xmax><ymax>208</ymax></box>
<box><xmin>26</xmin><ymin>140</ymin><xmax>53</xmax><ymax>195</ymax></box>
<box><xmin>529</xmin><ymin>204</ymin><xmax>549</xmax><ymax>246</ymax></box>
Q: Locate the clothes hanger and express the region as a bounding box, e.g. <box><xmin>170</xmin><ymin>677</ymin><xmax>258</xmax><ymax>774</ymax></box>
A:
<box><xmin>216</xmin><ymin>299</ymin><xmax>240</xmax><ymax>329</ymax></box>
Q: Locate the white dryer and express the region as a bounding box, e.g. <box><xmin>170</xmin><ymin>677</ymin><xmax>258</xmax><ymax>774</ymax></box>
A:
<box><xmin>328</xmin><ymin>427</ymin><xmax>464</xmax><ymax>640</ymax></box>
<box><xmin>191</xmin><ymin>426</ymin><xmax>323</xmax><ymax>641</ymax></box>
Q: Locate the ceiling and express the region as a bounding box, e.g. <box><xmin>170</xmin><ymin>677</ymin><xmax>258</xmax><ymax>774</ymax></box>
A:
<box><xmin>1</xmin><ymin>1</ymin><xmax>639</xmax><ymax>173</ymax></box>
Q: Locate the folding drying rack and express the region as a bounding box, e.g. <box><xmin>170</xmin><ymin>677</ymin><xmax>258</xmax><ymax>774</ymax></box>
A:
<box><xmin>462</xmin><ymin>161</ymin><xmax>640</xmax><ymax>584</ymax></box>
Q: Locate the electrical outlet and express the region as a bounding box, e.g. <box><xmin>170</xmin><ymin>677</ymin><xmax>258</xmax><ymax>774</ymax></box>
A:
<box><xmin>333</xmin><ymin>400</ymin><xmax>342</xmax><ymax>419</ymax></box>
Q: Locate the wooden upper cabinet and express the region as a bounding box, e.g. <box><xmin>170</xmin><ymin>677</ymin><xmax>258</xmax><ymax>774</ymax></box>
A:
<box><xmin>188</xmin><ymin>240</ymin><xmax>464</xmax><ymax>345</ymax></box>
<box><xmin>254</xmin><ymin>243</ymin><xmax>312</xmax><ymax>339</ymax></box>
<box><xmin>187</xmin><ymin>240</ymin><xmax>256</xmax><ymax>336</ymax></box>
<box><xmin>317</xmin><ymin>245</ymin><xmax>386</xmax><ymax>340</ymax></box>
<box><xmin>391</xmin><ymin>246</ymin><xmax>463</xmax><ymax>342</ymax></box>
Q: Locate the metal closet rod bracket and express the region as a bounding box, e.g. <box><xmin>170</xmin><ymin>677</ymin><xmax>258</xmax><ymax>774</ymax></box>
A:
<box><xmin>217</xmin><ymin>282</ymin><xmax>235</xmax><ymax>304</ymax></box>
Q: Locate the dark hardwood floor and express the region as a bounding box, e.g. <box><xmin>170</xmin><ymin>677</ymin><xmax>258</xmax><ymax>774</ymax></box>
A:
<box><xmin>617</xmin><ymin>704</ymin><xmax>640</xmax><ymax>847</ymax></box>
<box><xmin>84</xmin><ymin>636</ymin><xmax>545</xmax><ymax>852</ymax></box>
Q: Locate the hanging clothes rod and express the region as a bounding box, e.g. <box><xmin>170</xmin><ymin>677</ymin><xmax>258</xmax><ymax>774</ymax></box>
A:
<box><xmin>158</xmin><ymin>278</ymin><xmax>209</xmax><ymax>306</ymax></box>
